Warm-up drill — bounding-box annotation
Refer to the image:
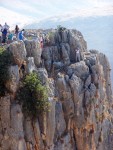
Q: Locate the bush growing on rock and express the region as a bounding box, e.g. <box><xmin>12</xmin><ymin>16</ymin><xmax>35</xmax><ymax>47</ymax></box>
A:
<box><xmin>48</xmin><ymin>31</ymin><xmax>55</xmax><ymax>38</ymax></box>
<box><xmin>0</xmin><ymin>46</ymin><xmax>14</xmax><ymax>96</ymax></box>
<box><xmin>57</xmin><ymin>25</ymin><xmax>66</xmax><ymax>31</ymax></box>
<box><xmin>17</xmin><ymin>72</ymin><xmax>49</xmax><ymax>118</ymax></box>
<box><xmin>46</xmin><ymin>31</ymin><xmax>55</xmax><ymax>45</ymax></box>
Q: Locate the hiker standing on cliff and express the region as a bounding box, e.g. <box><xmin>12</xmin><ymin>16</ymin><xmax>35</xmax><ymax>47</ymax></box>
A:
<box><xmin>18</xmin><ymin>29</ymin><xmax>25</xmax><ymax>41</ymax></box>
<box><xmin>8</xmin><ymin>32</ymin><xmax>13</xmax><ymax>44</ymax></box>
<box><xmin>75</xmin><ymin>47</ymin><xmax>81</xmax><ymax>62</ymax></box>
<box><xmin>2</xmin><ymin>29</ymin><xmax>7</xmax><ymax>43</ymax></box>
<box><xmin>15</xmin><ymin>25</ymin><xmax>19</xmax><ymax>39</ymax></box>
<box><xmin>3</xmin><ymin>22</ymin><xmax>9</xmax><ymax>30</ymax></box>
<box><xmin>2</xmin><ymin>23</ymin><xmax>10</xmax><ymax>43</ymax></box>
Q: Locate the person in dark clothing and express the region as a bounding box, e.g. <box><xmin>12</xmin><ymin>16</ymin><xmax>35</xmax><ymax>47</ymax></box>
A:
<box><xmin>2</xmin><ymin>28</ymin><xmax>7</xmax><ymax>43</ymax></box>
<box><xmin>15</xmin><ymin>25</ymin><xmax>19</xmax><ymax>39</ymax></box>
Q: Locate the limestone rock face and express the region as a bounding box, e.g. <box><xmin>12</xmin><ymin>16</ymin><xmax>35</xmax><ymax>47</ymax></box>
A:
<box><xmin>9</xmin><ymin>41</ymin><xmax>26</xmax><ymax>67</ymax></box>
<box><xmin>0</xmin><ymin>29</ymin><xmax>113</xmax><ymax>150</ymax></box>
<box><xmin>5</xmin><ymin>65</ymin><xmax>19</xmax><ymax>93</ymax></box>
<box><xmin>24</xmin><ymin>40</ymin><xmax>42</xmax><ymax>67</ymax></box>
<box><xmin>26</xmin><ymin>57</ymin><xmax>36</xmax><ymax>73</ymax></box>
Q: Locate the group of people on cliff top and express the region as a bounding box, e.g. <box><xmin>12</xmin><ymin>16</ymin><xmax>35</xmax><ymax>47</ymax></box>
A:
<box><xmin>0</xmin><ymin>23</ymin><xmax>26</xmax><ymax>45</ymax></box>
<box><xmin>0</xmin><ymin>23</ymin><xmax>81</xmax><ymax>62</ymax></box>
<box><xmin>0</xmin><ymin>23</ymin><xmax>45</xmax><ymax>49</ymax></box>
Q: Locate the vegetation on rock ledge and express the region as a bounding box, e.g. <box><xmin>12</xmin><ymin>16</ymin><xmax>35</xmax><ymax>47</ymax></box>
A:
<box><xmin>0</xmin><ymin>46</ymin><xmax>14</xmax><ymax>96</ymax></box>
<box><xmin>17</xmin><ymin>72</ymin><xmax>49</xmax><ymax>118</ymax></box>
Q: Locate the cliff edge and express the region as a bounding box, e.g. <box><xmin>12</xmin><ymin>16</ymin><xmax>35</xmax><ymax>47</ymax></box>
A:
<box><xmin>0</xmin><ymin>28</ymin><xmax>113</xmax><ymax>150</ymax></box>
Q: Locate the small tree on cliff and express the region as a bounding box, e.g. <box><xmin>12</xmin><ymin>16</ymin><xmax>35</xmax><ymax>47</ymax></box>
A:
<box><xmin>0</xmin><ymin>46</ymin><xmax>14</xmax><ymax>96</ymax></box>
<box><xmin>17</xmin><ymin>72</ymin><xmax>50</xmax><ymax>119</ymax></box>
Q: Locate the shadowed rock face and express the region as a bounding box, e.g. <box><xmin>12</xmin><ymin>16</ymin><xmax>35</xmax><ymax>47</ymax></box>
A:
<box><xmin>0</xmin><ymin>29</ymin><xmax>113</xmax><ymax>150</ymax></box>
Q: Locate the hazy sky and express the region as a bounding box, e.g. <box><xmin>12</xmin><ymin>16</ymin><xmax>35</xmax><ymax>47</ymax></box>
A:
<box><xmin>0</xmin><ymin>0</ymin><xmax>113</xmax><ymax>27</ymax></box>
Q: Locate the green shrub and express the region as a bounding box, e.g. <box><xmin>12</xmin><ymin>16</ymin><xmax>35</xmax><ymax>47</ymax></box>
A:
<box><xmin>57</xmin><ymin>25</ymin><xmax>66</xmax><ymax>31</ymax></box>
<box><xmin>27</xmin><ymin>36</ymin><xmax>33</xmax><ymax>40</ymax></box>
<box><xmin>17</xmin><ymin>72</ymin><xmax>49</xmax><ymax>118</ymax></box>
<box><xmin>0</xmin><ymin>46</ymin><xmax>14</xmax><ymax>96</ymax></box>
<box><xmin>57</xmin><ymin>25</ymin><xmax>62</xmax><ymax>30</ymax></box>
<box><xmin>48</xmin><ymin>31</ymin><xmax>55</xmax><ymax>39</ymax></box>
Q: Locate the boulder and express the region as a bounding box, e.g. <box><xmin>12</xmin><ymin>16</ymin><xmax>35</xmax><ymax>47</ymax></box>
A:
<box><xmin>26</xmin><ymin>57</ymin><xmax>36</xmax><ymax>73</ymax></box>
<box><xmin>9</xmin><ymin>41</ymin><xmax>26</xmax><ymax>67</ymax></box>
<box><xmin>24</xmin><ymin>40</ymin><xmax>42</xmax><ymax>67</ymax></box>
<box><xmin>67</xmin><ymin>61</ymin><xmax>89</xmax><ymax>79</ymax></box>
<box><xmin>5</xmin><ymin>65</ymin><xmax>19</xmax><ymax>93</ymax></box>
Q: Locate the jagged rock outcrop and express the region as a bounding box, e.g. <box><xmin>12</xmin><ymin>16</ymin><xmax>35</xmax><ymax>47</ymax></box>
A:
<box><xmin>8</xmin><ymin>41</ymin><xmax>27</xmax><ymax>67</ymax></box>
<box><xmin>0</xmin><ymin>28</ymin><xmax>113</xmax><ymax>150</ymax></box>
<box><xmin>24</xmin><ymin>40</ymin><xmax>42</xmax><ymax>67</ymax></box>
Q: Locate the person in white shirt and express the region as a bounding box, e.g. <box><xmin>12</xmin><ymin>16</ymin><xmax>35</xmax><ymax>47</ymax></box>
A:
<box><xmin>2</xmin><ymin>23</ymin><xmax>10</xmax><ymax>43</ymax></box>
<box><xmin>75</xmin><ymin>47</ymin><xmax>81</xmax><ymax>62</ymax></box>
<box><xmin>3</xmin><ymin>22</ymin><xmax>10</xmax><ymax>30</ymax></box>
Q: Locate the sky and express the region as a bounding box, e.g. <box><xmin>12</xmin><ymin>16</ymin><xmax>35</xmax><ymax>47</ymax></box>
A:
<box><xmin>0</xmin><ymin>0</ymin><xmax>113</xmax><ymax>28</ymax></box>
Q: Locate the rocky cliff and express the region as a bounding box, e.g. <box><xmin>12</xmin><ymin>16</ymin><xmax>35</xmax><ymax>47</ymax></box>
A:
<box><xmin>0</xmin><ymin>28</ymin><xmax>113</xmax><ymax>150</ymax></box>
